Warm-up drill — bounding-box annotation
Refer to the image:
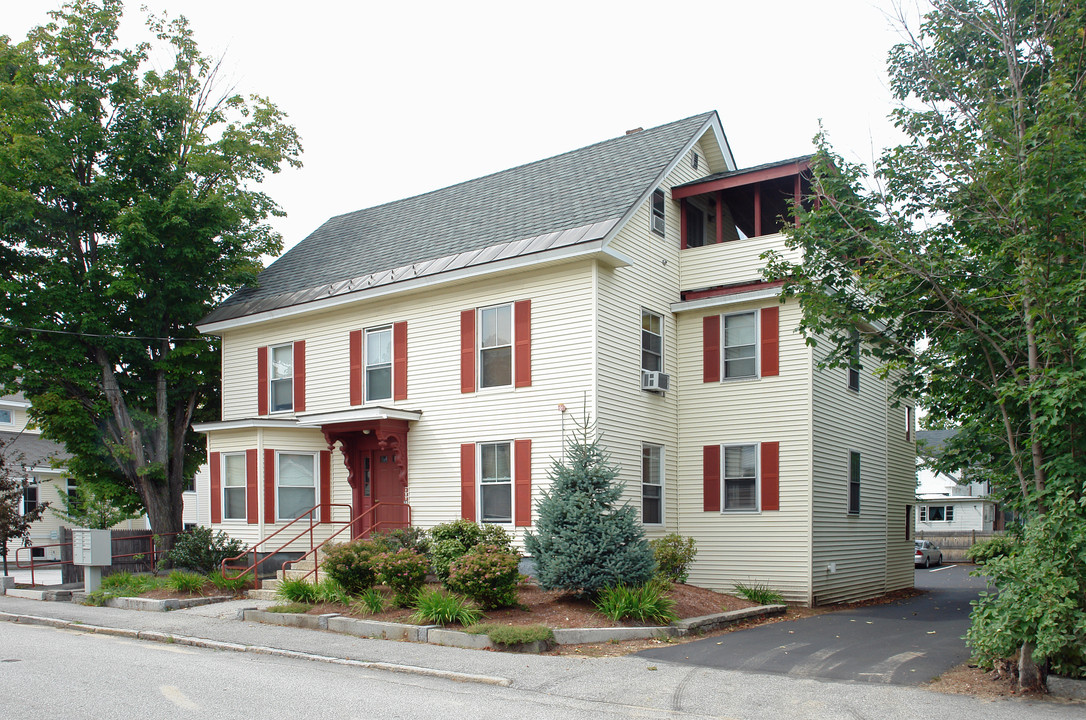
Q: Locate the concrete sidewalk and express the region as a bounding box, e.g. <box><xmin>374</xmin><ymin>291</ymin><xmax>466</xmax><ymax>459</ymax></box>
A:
<box><xmin>0</xmin><ymin>593</ymin><xmax>1079</xmax><ymax>720</ymax></box>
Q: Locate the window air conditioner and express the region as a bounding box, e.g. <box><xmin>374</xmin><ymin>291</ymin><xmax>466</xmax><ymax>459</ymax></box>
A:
<box><xmin>642</xmin><ymin>371</ymin><xmax>670</xmax><ymax>392</ymax></box>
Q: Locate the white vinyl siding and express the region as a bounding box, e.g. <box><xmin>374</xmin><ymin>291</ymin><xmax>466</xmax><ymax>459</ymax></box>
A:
<box><xmin>678</xmin><ymin>232</ymin><xmax>800</xmax><ymax>292</ymax></box>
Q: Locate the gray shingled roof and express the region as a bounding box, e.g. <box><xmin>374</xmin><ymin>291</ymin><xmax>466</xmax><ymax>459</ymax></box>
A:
<box><xmin>0</xmin><ymin>431</ymin><xmax>70</xmax><ymax>469</ymax></box>
<box><xmin>203</xmin><ymin>112</ymin><xmax>716</xmax><ymax>324</ymax></box>
<box><xmin>917</xmin><ymin>429</ymin><xmax>959</xmax><ymax>457</ymax></box>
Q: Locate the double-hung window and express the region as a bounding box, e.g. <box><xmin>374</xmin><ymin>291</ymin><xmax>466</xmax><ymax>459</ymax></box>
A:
<box><xmin>269</xmin><ymin>343</ymin><xmax>294</xmax><ymax>412</ymax></box>
<box><xmin>723</xmin><ymin>445</ymin><xmax>757</xmax><ymax>510</ymax></box>
<box><xmin>222</xmin><ymin>453</ymin><xmax>247</xmax><ymax>520</ymax></box>
<box><xmin>277</xmin><ymin>452</ymin><xmax>316</xmax><ymax>521</ymax></box>
<box><xmin>479</xmin><ymin>442</ymin><xmax>512</xmax><ymax>524</ymax></box>
<box><xmin>642</xmin><ymin>444</ymin><xmax>663</xmax><ymax>524</ymax></box>
<box><xmin>641</xmin><ymin>310</ymin><xmax>663</xmax><ymax>374</ymax></box>
<box><xmin>723</xmin><ymin>312</ymin><xmax>757</xmax><ymax>378</ymax></box>
<box><xmin>22</xmin><ymin>482</ymin><xmax>38</xmax><ymax>515</ymax></box>
<box><xmin>847</xmin><ymin>330</ymin><xmax>861</xmax><ymax>391</ymax></box>
<box><xmin>0</xmin><ymin>408</ymin><xmax>11</xmax><ymax>425</ymax></box>
<box><xmin>848</xmin><ymin>451</ymin><xmax>861</xmax><ymax>514</ymax></box>
<box><xmin>479</xmin><ymin>304</ymin><xmax>512</xmax><ymax>388</ymax></box>
<box><xmin>651</xmin><ymin>189</ymin><xmax>666</xmax><ymax>236</ymax></box>
<box><xmin>365</xmin><ymin>326</ymin><xmax>393</xmax><ymax>402</ymax></box>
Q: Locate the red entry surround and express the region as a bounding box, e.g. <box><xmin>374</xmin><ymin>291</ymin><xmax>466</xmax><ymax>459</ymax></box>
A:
<box><xmin>321</xmin><ymin>418</ymin><xmax>411</xmax><ymax>538</ymax></box>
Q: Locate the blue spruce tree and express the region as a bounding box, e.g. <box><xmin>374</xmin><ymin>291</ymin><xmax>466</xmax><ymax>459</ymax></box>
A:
<box><xmin>524</xmin><ymin>419</ymin><xmax>655</xmax><ymax>596</ymax></box>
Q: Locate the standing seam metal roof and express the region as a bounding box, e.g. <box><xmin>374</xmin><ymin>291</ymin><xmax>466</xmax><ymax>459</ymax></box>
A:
<box><xmin>204</xmin><ymin>112</ymin><xmax>715</xmax><ymax>324</ymax></box>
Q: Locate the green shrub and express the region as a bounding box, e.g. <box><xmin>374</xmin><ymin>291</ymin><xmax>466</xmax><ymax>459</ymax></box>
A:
<box><xmin>651</xmin><ymin>534</ymin><xmax>697</xmax><ymax>583</ymax></box>
<box><xmin>321</xmin><ymin>539</ymin><xmax>383</xmax><ymax>594</ymax></box>
<box><xmin>266</xmin><ymin>602</ymin><xmax>310</xmax><ymax>614</ymax></box>
<box><xmin>966</xmin><ymin>534</ymin><xmax>1016</xmax><ymax>565</ymax></box>
<box><xmin>353</xmin><ymin>587</ymin><xmax>386</xmax><ymax>615</ymax></box>
<box><xmin>371</xmin><ymin>527</ymin><xmax>430</xmax><ymax>556</ymax></box>
<box><xmin>165</xmin><ymin>570</ymin><xmax>206</xmax><ymax>594</ymax></box>
<box><xmin>594</xmin><ymin>580</ymin><xmax>677</xmax><ymax>624</ymax></box>
<box><xmin>430</xmin><ymin>520</ymin><xmax>513</xmax><ymax>580</ymax></box>
<box><xmin>208</xmin><ymin>569</ymin><xmax>252</xmax><ymax>594</ymax></box>
<box><xmin>445</xmin><ymin>544</ymin><xmax>521</xmax><ymax>609</ymax></box>
<box><xmin>411</xmin><ymin>588</ymin><xmax>482</xmax><ymax>626</ymax></box>
<box><xmin>276</xmin><ymin>577</ymin><xmax>319</xmax><ymax>604</ymax></box>
<box><xmin>375</xmin><ymin>548</ymin><xmax>429</xmax><ymax>606</ymax></box>
<box><xmin>166</xmin><ymin>526</ymin><xmax>247</xmax><ymax>574</ymax></box>
<box><xmin>733</xmin><ymin>580</ymin><xmax>785</xmax><ymax>605</ymax></box>
<box><xmin>466</xmin><ymin>623</ymin><xmax>554</xmax><ymax>646</ymax></box>
<box><xmin>315</xmin><ymin>576</ymin><xmax>351</xmax><ymax>605</ymax></box>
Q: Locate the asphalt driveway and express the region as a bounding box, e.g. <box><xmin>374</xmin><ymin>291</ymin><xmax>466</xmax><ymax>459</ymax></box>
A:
<box><xmin>638</xmin><ymin>564</ymin><xmax>987</xmax><ymax>685</ymax></box>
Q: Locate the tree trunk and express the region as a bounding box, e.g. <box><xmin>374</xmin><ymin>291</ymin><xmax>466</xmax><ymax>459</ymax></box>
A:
<box><xmin>1018</xmin><ymin>641</ymin><xmax>1046</xmax><ymax>692</ymax></box>
<box><xmin>139</xmin><ymin>479</ymin><xmax>185</xmax><ymax>560</ymax></box>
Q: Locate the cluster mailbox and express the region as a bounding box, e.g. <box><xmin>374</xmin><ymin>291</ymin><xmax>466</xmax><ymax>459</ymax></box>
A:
<box><xmin>72</xmin><ymin>528</ymin><xmax>111</xmax><ymax>592</ymax></box>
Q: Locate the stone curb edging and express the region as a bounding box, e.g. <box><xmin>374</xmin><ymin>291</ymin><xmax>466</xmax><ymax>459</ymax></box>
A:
<box><xmin>241</xmin><ymin>603</ymin><xmax>789</xmax><ymax>652</ymax></box>
<box><xmin>103</xmin><ymin>595</ymin><xmax>236</xmax><ymax>612</ymax></box>
<box><xmin>0</xmin><ymin>611</ymin><xmax>511</xmax><ymax>687</ymax></box>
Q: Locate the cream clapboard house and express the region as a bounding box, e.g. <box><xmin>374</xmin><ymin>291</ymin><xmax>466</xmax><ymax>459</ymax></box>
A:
<box><xmin>194</xmin><ymin>112</ymin><xmax>915</xmax><ymax>605</ymax></box>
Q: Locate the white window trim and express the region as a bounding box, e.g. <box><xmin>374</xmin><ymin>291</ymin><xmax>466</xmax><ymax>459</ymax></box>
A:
<box><xmin>363</xmin><ymin>324</ymin><xmax>393</xmax><ymax>404</ymax></box>
<box><xmin>721</xmin><ymin>443</ymin><xmax>760</xmax><ymax>512</ymax></box>
<box><xmin>923</xmin><ymin>504</ymin><xmax>954</xmax><ymax>522</ymax></box>
<box><xmin>221</xmin><ymin>452</ymin><xmax>247</xmax><ymax>522</ymax></box>
<box><xmin>269</xmin><ymin>341</ymin><xmax>295</xmax><ymax>414</ymax></box>
<box><xmin>848</xmin><ymin>450</ymin><xmax>861</xmax><ymax>515</ymax></box>
<box><xmin>721</xmin><ymin>310</ymin><xmax>760</xmax><ymax>381</ymax></box>
<box><xmin>650</xmin><ymin>188</ymin><xmax>666</xmax><ymax>237</ymax></box>
<box><xmin>477</xmin><ymin>440</ymin><xmax>514</xmax><ymax>526</ymax></box>
<box><xmin>21</xmin><ymin>480</ymin><xmax>39</xmax><ymax>516</ymax></box>
<box><xmin>641</xmin><ymin>442</ymin><xmax>664</xmax><ymax>525</ymax></box>
<box><xmin>640</xmin><ymin>308</ymin><xmax>664</xmax><ymax>378</ymax></box>
<box><xmin>477</xmin><ymin>303</ymin><xmax>514</xmax><ymax>391</ymax></box>
<box><xmin>275</xmin><ymin>450</ymin><xmax>319</xmax><ymax>523</ymax></box>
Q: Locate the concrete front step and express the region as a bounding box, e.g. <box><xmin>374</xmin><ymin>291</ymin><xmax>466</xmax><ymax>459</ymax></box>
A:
<box><xmin>247</xmin><ymin>588</ymin><xmax>280</xmax><ymax>601</ymax></box>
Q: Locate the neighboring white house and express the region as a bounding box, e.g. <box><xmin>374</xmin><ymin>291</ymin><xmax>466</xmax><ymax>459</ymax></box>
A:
<box><xmin>193</xmin><ymin>112</ymin><xmax>916</xmax><ymax>606</ymax></box>
<box><xmin>1</xmin><ymin>391</ymin><xmax>200</xmax><ymax>565</ymax></box>
<box><xmin>915</xmin><ymin>428</ymin><xmax>1001</xmax><ymax>534</ymax></box>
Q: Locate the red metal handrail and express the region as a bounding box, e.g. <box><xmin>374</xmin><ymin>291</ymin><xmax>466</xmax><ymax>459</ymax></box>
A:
<box><xmin>219</xmin><ymin>503</ymin><xmax>354</xmax><ymax>589</ymax></box>
<box><xmin>13</xmin><ymin>530</ymin><xmax>183</xmax><ymax>586</ymax></box>
<box><xmin>279</xmin><ymin>502</ymin><xmax>412</xmax><ymax>584</ymax></box>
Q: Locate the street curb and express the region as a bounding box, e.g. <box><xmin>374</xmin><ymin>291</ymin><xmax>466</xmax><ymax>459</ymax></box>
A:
<box><xmin>103</xmin><ymin>595</ymin><xmax>235</xmax><ymax>612</ymax></box>
<box><xmin>0</xmin><ymin>611</ymin><xmax>510</xmax><ymax>687</ymax></box>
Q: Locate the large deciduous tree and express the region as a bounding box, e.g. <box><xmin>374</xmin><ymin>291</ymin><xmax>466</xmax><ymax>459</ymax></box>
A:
<box><xmin>0</xmin><ymin>1</ymin><xmax>301</xmax><ymax>543</ymax></box>
<box><xmin>764</xmin><ymin>0</ymin><xmax>1086</xmax><ymax>688</ymax></box>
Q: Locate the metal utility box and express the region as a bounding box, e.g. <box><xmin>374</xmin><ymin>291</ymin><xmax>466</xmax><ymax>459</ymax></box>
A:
<box><xmin>72</xmin><ymin>528</ymin><xmax>111</xmax><ymax>566</ymax></box>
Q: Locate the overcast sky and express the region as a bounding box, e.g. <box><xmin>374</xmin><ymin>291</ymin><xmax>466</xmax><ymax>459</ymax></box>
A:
<box><xmin>7</xmin><ymin>0</ymin><xmax>920</xmax><ymax>253</ymax></box>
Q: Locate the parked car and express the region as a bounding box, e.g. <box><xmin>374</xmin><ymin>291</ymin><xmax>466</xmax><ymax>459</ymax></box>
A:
<box><xmin>915</xmin><ymin>540</ymin><xmax>943</xmax><ymax>568</ymax></box>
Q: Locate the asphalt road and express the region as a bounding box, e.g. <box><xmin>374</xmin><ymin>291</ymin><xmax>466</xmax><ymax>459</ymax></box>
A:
<box><xmin>638</xmin><ymin>564</ymin><xmax>987</xmax><ymax>685</ymax></box>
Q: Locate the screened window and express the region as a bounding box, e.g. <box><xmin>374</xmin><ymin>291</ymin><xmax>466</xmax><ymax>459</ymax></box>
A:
<box><xmin>642</xmin><ymin>444</ymin><xmax>663</xmax><ymax>524</ymax></box>
<box><xmin>277</xmin><ymin>453</ymin><xmax>315</xmax><ymax>521</ymax></box>
<box><xmin>651</xmin><ymin>189</ymin><xmax>666</xmax><ymax>236</ymax></box>
<box><xmin>479</xmin><ymin>305</ymin><xmax>512</xmax><ymax>388</ymax></box>
<box><xmin>641</xmin><ymin>310</ymin><xmax>663</xmax><ymax>373</ymax></box>
<box><xmin>365</xmin><ymin>326</ymin><xmax>393</xmax><ymax>402</ymax></box>
<box><xmin>724</xmin><ymin>445</ymin><xmax>757</xmax><ymax>510</ymax></box>
<box><xmin>222</xmin><ymin>453</ymin><xmax>247</xmax><ymax>520</ymax></box>
<box><xmin>848</xmin><ymin>451</ymin><xmax>861</xmax><ymax>514</ymax></box>
<box><xmin>270</xmin><ymin>343</ymin><xmax>294</xmax><ymax>412</ymax></box>
<box><xmin>723</xmin><ymin>312</ymin><xmax>757</xmax><ymax>378</ymax></box>
<box><xmin>479</xmin><ymin>442</ymin><xmax>511</xmax><ymax>524</ymax></box>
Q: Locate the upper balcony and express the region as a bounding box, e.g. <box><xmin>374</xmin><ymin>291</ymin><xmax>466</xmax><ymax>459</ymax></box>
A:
<box><xmin>672</xmin><ymin>156</ymin><xmax>811</xmax><ymax>297</ymax></box>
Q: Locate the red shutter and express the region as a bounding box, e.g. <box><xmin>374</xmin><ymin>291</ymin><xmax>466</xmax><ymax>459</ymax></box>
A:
<box><xmin>349</xmin><ymin>330</ymin><xmax>362</xmax><ymax>405</ymax></box>
<box><xmin>210</xmin><ymin>452</ymin><xmax>222</xmax><ymax>523</ymax></box>
<box><xmin>703</xmin><ymin>445</ymin><xmax>721</xmax><ymax>512</ymax></box>
<box><xmin>257</xmin><ymin>347</ymin><xmax>268</xmax><ymax>416</ymax></box>
<box><xmin>703</xmin><ymin>316</ymin><xmax>721</xmax><ymax>383</ymax></box>
<box><xmin>393</xmin><ymin>321</ymin><xmax>408</xmax><ymax>400</ymax></box>
<box><xmin>264</xmin><ymin>448</ymin><xmax>276</xmax><ymax>523</ymax></box>
<box><xmin>514</xmin><ymin>438</ymin><xmax>532</xmax><ymax>527</ymax></box>
<box><xmin>761</xmin><ymin>442</ymin><xmax>780</xmax><ymax>511</ymax></box>
<box><xmin>320</xmin><ymin>450</ymin><xmax>331</xmax><ymax>523</ymax></box>
<box><xmin>293</xmin><ymin>340</ymin><xmax>306</xmax><ymax>412</ymax></box>
<box><xmin>245</xmin><ymin>449</ymin><xmax>258</xmax><ymax>524</ymax></box>
<box><xmin>514</xmin><ymin>300</ymin><xmax>532</xmax><ymax>388</ymax></box>
<box><xmin>460</xmin><ymin>310</ymin><xmax>476</xmax><ymax>393</ymax></box>
<box><xmin>760</xmin><ymin>306</ymin><xmax>779</xmax><ymax>377</ymax></box>
<box><xmin>460</xmin><ymin>443</ymin><xmax>476</xmax><ymax>521</ymax></box>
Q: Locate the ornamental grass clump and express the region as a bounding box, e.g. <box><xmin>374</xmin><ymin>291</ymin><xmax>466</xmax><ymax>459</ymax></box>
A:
<box><xmin>375</xmin><ymin>548</ymin><xmax>428</xmax><ymax>606</ymax></box>
<box><xmin>445</xmin><ymin>543</ymin><xmax>521</xmax><ymax>610</ymax></box>
<box><xmin>276</xmin><ymin>577</ymin><xmax>319</xmax><ymax>604</ymax></box>
<box><xmin>165</xmin><ymin>570</ymin><xmax>206</xmax><ymax>594</ymax></box>
<box><xmin>208</xmin><ymin>569</ymin><xmax>252</xmax><ymax>594</ymax></box>
<box><xmin>733</xmin><ymin>580</ymin><xmax>785</xmax><ymax>606</ymax></box>
<box><xmin>353</xmin><ymin>588</ymin><xmax>386</xmax><ymax>615</ymax></box>
<box><xmin>411</xmin><ymin>588</ymin><xmax>482</xmax><ymax>626</ymax></box>
<box><xmin>594</xmin><ymin>580</ymin><xmax>677</xmax><ymax>624</ymax></box>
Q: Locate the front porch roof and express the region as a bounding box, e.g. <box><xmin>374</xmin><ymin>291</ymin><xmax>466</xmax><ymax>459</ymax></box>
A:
<box><xmin>295</xmin><ymin>407</ymin><xmax>422</xmax><ymax>427</ymax></box>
